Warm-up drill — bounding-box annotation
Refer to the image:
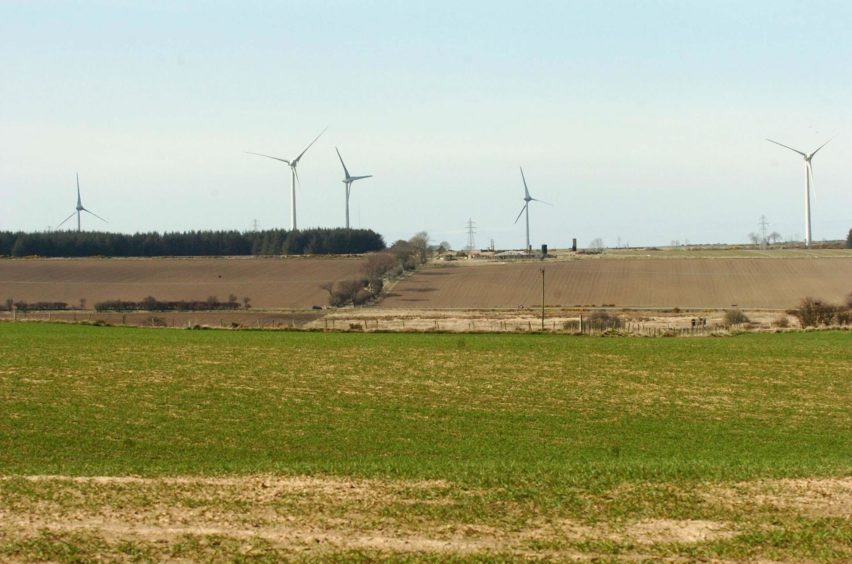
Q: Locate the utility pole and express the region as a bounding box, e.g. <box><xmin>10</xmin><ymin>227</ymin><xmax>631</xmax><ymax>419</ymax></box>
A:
<box><xmin>540</xmin><ymin>267</ymin><xmax>545</xmax><ymax>330</ymax></box>
<box><xmin>758</xmin><ymin>215</ymin><xmax>769</xmax><ymax>249</ymax></box>
<box><xmin>466</xmin><ymin>218</ymin><xmax>477</xmax><ymax>252</ymax></box>
<box><xmin>251</xmin><ymin>219</ymin><xmax>260</xmax><ymax>232</ymax></box>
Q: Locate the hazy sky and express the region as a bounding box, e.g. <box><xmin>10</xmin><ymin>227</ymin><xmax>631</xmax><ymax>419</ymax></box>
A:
<box><xmin>2</xmin><ymin>1</ymin><xmax>851</xmax><ymax>249</ymax></box>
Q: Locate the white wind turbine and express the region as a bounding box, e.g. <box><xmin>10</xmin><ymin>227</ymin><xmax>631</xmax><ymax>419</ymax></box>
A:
<box><xmin>766</xmin><ymin>138</ymin><xmax>830</xmax><ymax>247</ymax></box>
<box><xmin>514</xmin><ymin>167</ymin><xmax>550</xmax><ymax>253</ymax></box>
<box><xmin>246</xmin><ymin>127</ymin><xmax>327</xmax><ymax>230</ymax></box>
<box><xmin>335</xmin><ymin>147</ymin><xmax>372</xmax><ymax>229</ymax></box>
<box><xmin>57</xmin><ymin>173</ymin><xmax>107</xmax><ymax>232</ymax></box>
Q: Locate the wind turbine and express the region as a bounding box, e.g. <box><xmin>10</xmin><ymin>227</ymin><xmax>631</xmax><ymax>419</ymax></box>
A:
<box><xmin>766</xmin><ymin>138</ymin><xmax>830</xmax><ymax>247</ymax></box>
<box><xmin>246</xmin><ymin>127</ymin><xmax>327</xmax><ymax>230</ymax></box>
<box><xmin>514</xmin><ymin>167</ymin><xmax>550</xmax><ymax>253</ymax></box>
<box><xmin>335</xmin><ymin>147</ymin><xmax>372</xmax><ymax>229</ymax></box>
<box><xmin>57</xmin><ymin>173</ymin><xmax>107</xmax><ymax>232</ymax></box>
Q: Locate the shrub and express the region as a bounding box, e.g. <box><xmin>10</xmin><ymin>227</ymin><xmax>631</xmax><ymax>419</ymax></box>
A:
<box><xmin>587</xmin><ymin>310</ymin><xmax>623</xmax><ymax>330</ymax></box>
<box><xmin>353</xmin><ymin>289</ymin><xmax>372</xmax><ymax>306</ymax></box>
<box><xmin>793</xmin><ymin>297</ymin><xmax>839</xmax><ymax>327</ymax></box>
<box><xmin>772</xmin><ymin>315</ymin><xmax>790</xmax><ymax>328</ymax></box>
<box><xmin>362</xmin><ymin>252</ymin><xmax>398</xmax><ymax>280</ymax></box>
<box><xmin>329</xmin><ymin>279</ymin><xmax>370</xmax><ymax>307</ymax></box>
<box><xmin>723</xmin><ymin>309</ymin><xmax>749</xmax><ymax>325</ymax></box>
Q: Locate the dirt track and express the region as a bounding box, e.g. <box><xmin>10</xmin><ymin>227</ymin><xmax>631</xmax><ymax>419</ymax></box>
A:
<box><xmin>379</xmin><ymin>257</ymin><xmax>852</xmax><ymax>309</ymax></box>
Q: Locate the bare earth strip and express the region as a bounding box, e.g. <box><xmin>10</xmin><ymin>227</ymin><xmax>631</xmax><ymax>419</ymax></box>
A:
<box><xmin>379</xmin><ymin>257</ymin><xmax>852</xmax><ymax>309</ymax></box>
<box><xmin>1</xmin><ymin>475</ymin><xmax>849</xmax><ymax>560</ymax></box>
<box><xmin>0</xmin><ymin>256</ymin><xmax>366</xmax><ymax>309</ymax></box>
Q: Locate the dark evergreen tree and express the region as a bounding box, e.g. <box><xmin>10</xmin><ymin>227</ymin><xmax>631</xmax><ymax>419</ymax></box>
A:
<box><xmin>0</xmin><ymin>228</ymin><xmax>385</xmax><ymax>257</ymax></box>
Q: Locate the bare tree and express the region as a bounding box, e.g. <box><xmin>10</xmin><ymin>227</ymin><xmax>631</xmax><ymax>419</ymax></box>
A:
<box><xmin>409</xmin><ymin>231</ymin><xmax>430</xmax><ymax>264</ymax></box>
<box><xmin>361</xmin><ymin>252</ymin><xmax>397</xmax><ymax>280</ymax></box>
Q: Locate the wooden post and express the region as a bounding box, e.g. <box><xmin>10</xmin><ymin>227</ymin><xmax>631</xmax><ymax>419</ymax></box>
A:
<box><xmin>540</xmin><ymin>267</ymin><xmax>545</xmax><ymax>331</ymax></box>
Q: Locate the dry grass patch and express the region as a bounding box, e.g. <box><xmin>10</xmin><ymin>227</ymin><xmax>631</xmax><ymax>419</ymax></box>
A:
<box><xmin>3</xmin><ymin>474</ymin><xmax>852</xmax><ymax>560</ymax></box>
<box><xmin>706</xmin><ymin>477</ymin><xmax>852</xmax><ymax>518</ymax></box>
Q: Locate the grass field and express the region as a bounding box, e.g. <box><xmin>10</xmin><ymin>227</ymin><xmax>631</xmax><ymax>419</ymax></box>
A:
<box><xmin>1</xmin><ymin>323</ymin><xmax>850</xmax><ymax>560</ymax></box>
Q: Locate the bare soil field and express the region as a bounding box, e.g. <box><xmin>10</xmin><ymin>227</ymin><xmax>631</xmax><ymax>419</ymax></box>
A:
<box><xmin>0</xmin><ymin>256</ymin><xmax>365</xmax><ymax>309</ymax></box>
<box><xmin>380</xmin><ymin>256</ymin><xmax>852</xmax><ymax>309</ymax></box>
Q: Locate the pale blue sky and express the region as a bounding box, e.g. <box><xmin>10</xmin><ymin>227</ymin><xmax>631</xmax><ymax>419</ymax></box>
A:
<box><xmin>2</xmin><ymin>1</ymin><xmax>850</xmax><ymax>249</ymax></box>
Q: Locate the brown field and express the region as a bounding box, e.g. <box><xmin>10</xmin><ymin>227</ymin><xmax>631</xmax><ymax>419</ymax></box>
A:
<box><xmin>0</xmin><ymin>256</ymin><xmax>366</xmax><ymax>310</ymax></box>
<box><xmin>2</xmin><ymin>254</ymin><xmax>850</xmax><ymax>319</ymax></box>
<box><xmin>380</xmin><ymin>257</ymin><xmax>852</xmax><ymax>310</ymax></box>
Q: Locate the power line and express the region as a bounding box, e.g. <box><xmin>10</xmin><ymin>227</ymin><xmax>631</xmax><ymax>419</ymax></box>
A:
<box><xmin>465</xmin><ymin>218</ymin><xmax>476</xmax><ymax>251</ymax></box>
<box><xmin>758</xmin><ymin>215</ymin><xmax>769</xmax><ymax>249</ymax></box>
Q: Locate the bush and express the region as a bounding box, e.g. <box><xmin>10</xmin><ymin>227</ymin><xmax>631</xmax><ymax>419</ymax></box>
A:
<box><xmin>772</xmin><ymin>315</ymin><xmax>790</xmax><ymax>328</ymax></box>
<box><xmin>329</xmin><ymin>279</ymin><xmax>370</xmax><ymax>307</ymax></box>
<box><xmin>587</xmin><ymin>310</ymin><xmax>623</xmax><ymax>330</ymax></box>
<box><xmin>723</xmin><ymin>309</ymin><xmax>749</xmax><ymax>325</ymax></box>
<box><xmin>793</xmin><ymin>297</ymin><xmax>840</xmax><ymax>327</ymax></box>
<box><xmin>95</xmin><ymin>297</ymin><xmax>241</xmax><ymax>312</ymax></box>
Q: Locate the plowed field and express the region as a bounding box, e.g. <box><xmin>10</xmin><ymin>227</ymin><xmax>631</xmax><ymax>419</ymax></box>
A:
<box><xmin>0</xmin><ymin>257</ymin><xmax>365</xmax><ymax>309</ymax></box>
<box><xmin>380</xmin><ymin>257</ymin><xmax>852</xmax><ymax>309</ymax></box>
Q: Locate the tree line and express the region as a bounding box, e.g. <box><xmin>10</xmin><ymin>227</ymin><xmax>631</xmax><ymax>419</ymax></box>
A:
<box><xmin>322</xmin><ymin>232</ymin><xmax>433</xmax><ymax>306</ymax></box>
<box><xmin>0</xmin><ymin>228</ymin><xmax>385</xmax><ymax>257</ymax></box>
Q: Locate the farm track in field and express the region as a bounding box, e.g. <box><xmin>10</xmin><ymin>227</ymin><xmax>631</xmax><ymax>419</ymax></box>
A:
<box><xmin>379</xmin><ymin>256</ymin><xmax>852</xmax><ymax>309</ymax></box>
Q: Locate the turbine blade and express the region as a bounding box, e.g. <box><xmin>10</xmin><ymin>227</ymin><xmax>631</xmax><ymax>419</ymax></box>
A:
<box><xmin>245</xmin><ymin>151</ymin><xmax>291</xmax><ymax>164</ymax></box>
<box><xmin>520</xmin><ymin>166</ymin><xmax>530</xmax><ymax>199</ymax></box>
<box><xmin>807</xmin><ymin>161</ymin><xmax>816</xmax><ymax>201</ymax></box>
<box><xmin>83</xmin><ymin>208</ymin><xmax>108</xmax><ymax>223</ymax></box>
<box><xmin>76</xmin><ymin>173</ymin><xmax>82</xmax><ymax>206</ymax></box>
<box><xmin>810</xmin><ymin>138</ymin><xmax>831</xmax><ymax>158</ymax></box>
<box><xmin>766</xmin><ymin>138</ymin><xmax>807</xmax><ymax>157</ymax></box>
<box><xmin>335</xmin><ymin>147</ymin><xmax>351</xmax><ymax>179</ymax></box>
<box><xmin>292</xmin><ymin>127</ymin><xmax>328</xmax><ymax>165</ymax></box>
<box><xmin>350</xmin><ymin>175</ymin><xmax>372</xmax><ymax>181</ymax></box>
<box><xmin>514</xmin><ymin>203</ymin><xmax>527</xmax><ymax>224</ymax></box>
<box><xmin>57</xmin><ymin>211</ymin><xmax>76</xmax><ymax>229</ymax></box>
<box><xmin>531</xmin><ymin>197</ymin><xmax>553</xmax><ymax>206</ymax></box>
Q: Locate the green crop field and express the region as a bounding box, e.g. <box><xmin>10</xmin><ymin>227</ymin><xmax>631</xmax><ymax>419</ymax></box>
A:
<box><xmin>1</xmin><ymin>323</ymin><xmax>850</xmax><ymax>561</ymax></box>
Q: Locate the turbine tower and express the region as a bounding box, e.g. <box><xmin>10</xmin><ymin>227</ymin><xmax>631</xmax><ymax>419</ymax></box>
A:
<box><xmin>335</xmin><ymin>147</ymin><xmax>372</xmax><ymax>229</ymax></box>
<box><xmin>766</xmin><ymin>138</ymin><xmax>830</xmax><ymax>247</ymax></box>
<box><xmin>514</xmin><ymin>167</ymin><xmax>550</xmax><ymax>253</ymax></box>
<box><xmin>246</xmin><ymin>127</ymin><xmax>327</xmax><ymax>230</ymax></box>
<box><xmin>57</xmin><ymin>173</ymin><xmax>107</xmax><ymax>232</ymax></box>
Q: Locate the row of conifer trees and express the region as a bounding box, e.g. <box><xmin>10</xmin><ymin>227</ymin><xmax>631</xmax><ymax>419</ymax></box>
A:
<box><xmin>0</xmin><ymin>228</ymin><xmax>385</xmax><ymax>257</ymax></box>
